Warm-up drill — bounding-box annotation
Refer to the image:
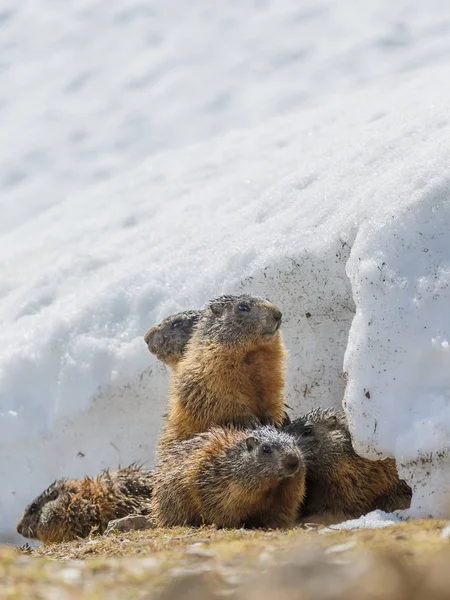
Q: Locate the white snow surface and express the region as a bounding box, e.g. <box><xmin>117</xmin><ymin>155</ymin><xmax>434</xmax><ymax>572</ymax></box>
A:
<box><xmin>344</xmin><ymin>169</ymin><xmax>450</xmax><ymax>518</ymax></box>
<box><xmin>3</xmin><ymin>0</ymin><xmax>450</xmax><ymax>231</ymax></box>
<box><xmin>322</xmin><ymin>510</ymin><xmax>402</xmax><ymax>532</ymax></box>
<box><xmin>2</xmin><ymin>0</ymin><xmax>450</xmax><ymax>539</ymax></box>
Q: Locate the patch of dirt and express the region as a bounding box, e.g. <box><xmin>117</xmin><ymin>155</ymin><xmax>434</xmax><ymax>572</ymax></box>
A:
<box><xmin>3</xmin><ymin>520</ymin><xmax>450</xmax><ymax>599</ymax></box>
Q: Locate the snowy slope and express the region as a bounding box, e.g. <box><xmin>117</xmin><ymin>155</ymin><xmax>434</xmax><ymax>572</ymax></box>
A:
<box><xmin>2</xmin><ymin>0</ymin><xmax>450</xmax><ymax>540</ymax></box>
<box><xmin>3</xmin><ymin>0</ymin><xmax>450</xmax><ymax>230</ymax></box>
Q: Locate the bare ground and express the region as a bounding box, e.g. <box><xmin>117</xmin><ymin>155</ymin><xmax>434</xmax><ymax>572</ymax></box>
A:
<box><xmin>3</xmin><ymin>520</ymin><xmax>450</xmax><ymax>599</ymax></box>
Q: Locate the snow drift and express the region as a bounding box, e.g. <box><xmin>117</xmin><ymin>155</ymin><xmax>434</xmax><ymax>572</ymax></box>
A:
<box><xmin>2</xmin><ymin>66</ymin><xmax>450</xmax><ymax>539</ymax></box>
<box><xmin>3</xmin><ymin>1</ymin><xmax>450</xmax><ymax>541</ymax></box>
<box><xmin>344</xmin><ymin>176</ymin><xmax>450</xmax><ymax>517</ymax></box>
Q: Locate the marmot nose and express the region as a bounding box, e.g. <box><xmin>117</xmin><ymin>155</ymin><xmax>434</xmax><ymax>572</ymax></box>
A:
<box><xmin>16</xmin><ymin>521</ymin><xmax>22</xmax><ymax>534</ymax></box>
<box><xmin>272</xmin><ymin>309</ymin><xmax>282</xmax><ymax>322</ymax></box>
<box><xmin>283</xmin><ymin>454</ymin><xmax>299</xmax><ymax>473</ymax></box>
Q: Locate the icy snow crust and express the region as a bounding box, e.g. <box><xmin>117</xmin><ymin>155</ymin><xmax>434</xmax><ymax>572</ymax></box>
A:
<box><xmin>322</xmin><ymin>510</ymin><xmax>402</xmax><ymax>532</ymax></box>
<box><xmin>2</xmin><ymin>1</ymin><xmax>450</xmax><ymax>538</ymax></box>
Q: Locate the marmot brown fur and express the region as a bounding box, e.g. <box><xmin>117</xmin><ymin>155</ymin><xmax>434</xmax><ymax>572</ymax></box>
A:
<box><xmin>144</xmin><ymin>310</ymin><xmax>201</xmax><ymax>368</ymax></box>
<box><xmin>16</xmin><ymin>465</ymin><xmax>153</xmax><ymax>544</ymax></box>
<box><xmin>160</xmin><ymin>294</ymin><xmax>287</xmax><ymax>445</ymax></box>
<box><xmin>285</xmin><ymin>408</ymin><xmax>412</xmax><ymax>524</ymax></box>
<box><xmin>145</xmin><ymin>303</ymin><xmax>291</xmax><ymax>426</ymax></box>
<box><xmin>151</xmin><ymin>426</ymin><xmax>306</xmax><ymax>528</ymax></box>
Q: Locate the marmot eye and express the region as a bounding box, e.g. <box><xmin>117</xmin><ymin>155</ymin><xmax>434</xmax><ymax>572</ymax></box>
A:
<box><xmin>261</xmin><ymin>444</ymin><xmax>272</xmax><ymax>454</ymax></box>
<box><xmin>28</xmin><ymin>503</ymin><xmax>38</xmax><ymax>514</ymax></box>
<box><xmin>237</xmin><ymin>304</ymin><xmax>250</xmax><ymax>312</ymax></box>
<box><xmin>171</xmin><ymin>320</ymin><xmax>183</xmax><ymax>329</ymax></box>
<box><xmin>302</xmin><ymin>427</ymin><xmax>313</xmax><ymax>437</ymax></box>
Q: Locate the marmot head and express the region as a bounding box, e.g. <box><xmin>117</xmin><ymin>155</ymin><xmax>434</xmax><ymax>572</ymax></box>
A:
<box><xmin>16</xmin><ymin>479</ymin><xmax>78</xmax><ymax>543</ymax></box>
<box><xmin>197</xmin><ymin>294</ymin><xmax>282</xmax><ymax>346</ymax></box>
<box><xmin>144</xmin><ymin>310</ymin><xmax>201</xmax><ymax>367</ymax></box>
<box><xmin>228</xmin><ymin>426</ymin><xmax>304</xmax><ymax>482</ymax></box>
<box><xmin>285</xmin><ymin>408</ymin><xmax>353</xmax><ymax>471</ymax></box>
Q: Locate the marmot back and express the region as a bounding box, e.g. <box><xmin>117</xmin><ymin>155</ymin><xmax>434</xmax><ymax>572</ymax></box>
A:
<box><xmin>161</xmin><ymin>294</ymin><xmax>287</xmax><ymax>444</ymax></box>
<box><xmin>151</xmin><ymin>426</ymin><xmax>306</xmax><ymax>529</ymax></box>
<box><xmin>144</xmin><ymin>310</ymin><xmax>201</xmax><ymax>368</ymax></box>
<box><xmin>285</xmin><ymin>408</ymin><xmax>412</xmax><ymax>523</ymax></box>
<box><xmin>16</xmin><ymin>465</ymin><xmax>153</xmax><ymax>544</ymax></box>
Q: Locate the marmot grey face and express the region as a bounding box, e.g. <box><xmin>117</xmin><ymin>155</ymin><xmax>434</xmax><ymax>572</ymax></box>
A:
<box><xmin>230</xmin><ymin>426</ymin><xmax>303</xmax><ymax>481</ymax></box>
<box><xmin>16</xmin><ymin>480</ymin><xmax>70</xmax><ymax>541</ymax></box>
<box><xmin>285</xmin><ymin>408</ymin><xmax>352</xmax><ymax>468</ymax></box>
<box><xmin>144</xmin><ymin>310</ymin><xmax>201</xmax><ymax>365</ymax></box>
<box><xmin>201</xmin><ymin>294</ymin><xmax>282</xmax><ymax>344</ymax></box>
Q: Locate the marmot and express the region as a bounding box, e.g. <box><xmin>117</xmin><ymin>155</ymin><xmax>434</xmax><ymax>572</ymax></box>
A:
<box><xmin>285</xmin><ymin>408</ymin><xmax>412</xmax><ymax>523</ymax></box>
<box><xmin>144</xmin><ymin>310</ymin><xmax>201</xmax><ymax>368</ymax></box>
<box><xmin>151</xmin><ymin>426</ymin><xmax>306</xmax><ymax>528</ymax></box>
<box><xmin>160</xmin><ymin>294</ymin><xmax>287</xmax><ymax>445</ymax></box>
<box><xmin>146</xmin><ymin>303</ymin><xmax>291</xmax><ymax>426</ymax></box>
<box><xmin>16</xmin><ymin>465</ymin><xmax>153</xmax><ymax>544</ymax></box>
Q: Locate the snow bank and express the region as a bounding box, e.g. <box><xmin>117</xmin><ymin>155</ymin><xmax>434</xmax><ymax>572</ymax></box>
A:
<box><xmin>3</xmin><ymin>1</ymin><xmax>450</xmax><ymax>541</ymax></box>
<box><xmin>344</xmin><ymin>171</ymin><xmax>450</xmax><ymax>517</ymax></box>
<box><xmin>2</xmin><ymin>66</ymin><xmax>450</xmax><ymax>539</ymax></box>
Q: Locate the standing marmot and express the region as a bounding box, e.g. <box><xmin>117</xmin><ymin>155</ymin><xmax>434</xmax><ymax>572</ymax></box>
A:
<box><xmin>16</xmin><ymin>465</ymin><xmax>153</xmax><ymax>544</ymax></box>
<box><xmin>144</xmin><ymin>310</ymin><xmax>201</xmax><ymax>368</ymax></box>
<box><xmin>285</xmin><ymin>408</ymin><xmax>412</xmax><ymax>523</ymax></box>
<box><xmin>160</xmin><ymin>294</ymin><xmax>287</xmax><ymax>445</ymax></box>
<box><xmin>151</xmin><ymin>426</ymin><xmax>305</xmax><ymax>528</ymax></box>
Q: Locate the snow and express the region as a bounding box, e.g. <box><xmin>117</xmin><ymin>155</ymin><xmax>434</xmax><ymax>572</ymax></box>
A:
<box><xmin>2</xmin><ymin>0</ymin><xmax>450</xmax><ymax>540</ymax></box>
<box><xmin>344</xmin><ymin>176</ymin><xmax>450</xmax><ymax>517</ymax></box>
<box><xmin>322</xmin><ymin>510</ymin><xmax>402</xmax><ymax>532</ymax></box>
<box><xmin>4</xmin><ymin>0</ymin><xmax>450</xmax><ymax>231</ymax></box>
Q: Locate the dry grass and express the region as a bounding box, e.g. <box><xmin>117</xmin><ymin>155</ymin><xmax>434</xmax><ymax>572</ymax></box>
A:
<box><xmin>3</xmin><ymin>520</ymin><xmax>450</xmax><ymax>599</ymax></box>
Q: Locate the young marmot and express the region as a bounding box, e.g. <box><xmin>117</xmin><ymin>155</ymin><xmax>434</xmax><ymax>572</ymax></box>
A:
<box><xmin>160</xmin><ymin>294</ymin><xmax>287</xmax><ymax>445</ymax></box>
<box><xmin>285</xmin><ymin>408</ymin><xmax>412</xmax><ymax>523</ymax></box>
<box><xmin>16</xmin><ymin>465</ymin><xmax>153</xmax><ymax>544</ymax></box>
<box><xmin>151</xmin><ymin>426</ymin><xmax>305</xmax><ymax>528</ymax></box>
<box><xmin>144</xmin><ymin>310</ymin><xmax>201</xmax><ymax>369</ymax></box>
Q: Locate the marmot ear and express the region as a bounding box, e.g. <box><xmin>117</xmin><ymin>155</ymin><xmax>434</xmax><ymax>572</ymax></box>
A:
<box><xmin>245</xmin><ymin>436</ymin><xmax>258</xmax><ymax>451</ymax></box>
<box><xmin>209</xmin><ymin>302</ymin><xmax>225</xmax><ymax>316</ymax></box>
<box><xmin>47</xmin><ymin>488</ymin><xmax>59</xmax><ymax>501</ymax></box>
<box><xmin>327</xmin><ymin>415</ymin><xmax>338</xmax><ymax>426</ymax></box>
